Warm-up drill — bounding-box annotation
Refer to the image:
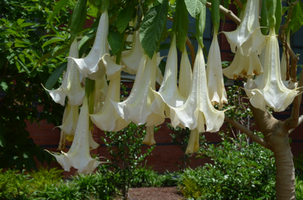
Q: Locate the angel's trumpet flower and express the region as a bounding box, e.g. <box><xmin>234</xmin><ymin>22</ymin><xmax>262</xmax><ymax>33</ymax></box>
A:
<box><xmin>185</xmin><ymin>129</ymin><xmax>199</xmax><ymax>154</ymax></box>
<box><xmin>71</xmin><ymin>11</ymin><xmax>109</xmax><ymax>80</ymax></box>
<box><xmin>223</xmin><ymin>49</ymin><xmax>263</xmax><ymax>79</ymax></box>
<box><xmin>48</xmin><ymin>97</ymin><xmax>102</xmax><ymax>174</ymax></box>
<box><xmin>93</xmin><ymin>76</ymin><xmax>108</xmax><ymax>113</ymax></box>
<box><xmin>151</xmin><ymin>35</ymin><xmax>187</xmax><ymax>118</ymax></box>
<box><xmin>45</xmin><ymin>39</ymin><xmax>85</xmax><ymax>106</ymax></box>
<box><xmin>58</xmin><ymin>104</ymin><xmax>79</xmax><ymax>142</ymax></box>
<box><xmin>142</xmin><ymin>126</ymin><xmax>156</xmax><ymax>146</ymax></box>
<box><xmin>178</xmin><ymin>47</ymin><xmax>192</xmax><ymax>98</ymax></box>
<box><xmin>90</xmin><ymin>61</ymin><xmax>129</xmax><ymax>132</ymax></box>
<box><xmin>223</xmin><ymin>0</ymin><xmax>265</xmax><ymax>56</ymax></box>
<box><xmin>111</xmin><ymin>53</ymin><xmax>165</xmax><ymax>127</ymax></box>
<box><xmin>121</xmin><ymin>30</ymin><xmax>144</xmax><ymax>74</ymax></box>
<box><xmin>168</xmin><ymin>45</ymin><xmax>225</xmax><ymax>133</ymax></box>
<box><xmin>207</xmin><ymin>31</ymin><xmax>228</xmax><ymax>109</ymax></box>
<box><xmin>244</xmin><ymin>29</ymin><xmax>299</xmax><ymax>112</ymax></box>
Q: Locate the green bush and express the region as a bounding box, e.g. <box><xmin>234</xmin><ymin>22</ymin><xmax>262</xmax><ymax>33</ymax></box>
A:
<box><xmin>179</xmin><ymin>132</ymin><xmax>276</xmax><ymax>199</ymax></box>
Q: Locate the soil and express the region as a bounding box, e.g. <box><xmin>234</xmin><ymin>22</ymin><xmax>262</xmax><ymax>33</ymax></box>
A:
<box><xmin>114</xmin><ymin>187</ymin><xmax>185</xmax><ymax>200</ymax></box>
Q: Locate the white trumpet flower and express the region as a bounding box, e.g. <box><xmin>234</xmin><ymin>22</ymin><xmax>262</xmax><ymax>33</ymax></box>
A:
<box><xmin>94</xmin><ymin>76</ymin><xmax>108</xmax><ymax>113</ymax></box>
<box><xmin>178</xmin><ymin>47</ymin><xmax>192</xmax><ymax>98</ymax></box>
<box><xmin>90</xmin><ymin>66</ymin><xmax>129</xmax><ymax>132</ymax></box>
<box><xmin>111</xmin><ymin>53</ymin><xmax>165</xmax><ymax>127</ymax></box>
<box><xmin>167</xmin><ymin>45</ymin><xmax>225</xmax><ymax>133</ymax></box>
<box><xmin>223</xmin><ymin>49</ymin><xmax>263</xmax><ymax>79</ymax></box>
<box><xmin>121</xmin><ymin>30</ymin><xmax>144</xmax><ymax>74</ymax></box>
<box><xmin>244</xmin><ymin>29</ymin><xmax>299</xmax><ymax>112</ymax></box>
<box><xmin>45</xmin><ymin>39</ymin><xmax>85</xmax><ymax>106</ymax></box>
<box><xmin>223</xmin><ymin>0</ymin><xmax>266</xmax><ymax>56</ymax></box>
<box><xmin>142</xmin><ymin>126</ymin><xmax>156</xmax><ymax>146</ymax></box>
<box><xmin>151</xmin><ymin>35</ymin><xmax>187</xmax><ymax>118</ymax></box>
<box><xmin>207</xmin><ymin>31</ymin><xmax>228</xmax><ymax>109</ymax></box>
<box><xmin>185</xmin><ymin>129</ymin><xmax>199</xmax><ymax>154</ymax></box>
<box><xmin>58</xmin><ymin>104</ymin><xmax>79</xmax><ymax>143</ymax></box>
<box><xmin>48</xmin><ymin>97</ymin><xmax>102</xmax><ymax>174</ymax></box>
<box><xmin>71</xmin><ymin>11</ymin><xmax>109</xmax><ymax>80</ymax></box>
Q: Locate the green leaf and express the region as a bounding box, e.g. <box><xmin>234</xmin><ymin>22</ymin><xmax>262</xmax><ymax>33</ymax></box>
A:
<box><xmin>140</xmin><ymin>0</ymin><xmax>168</xmax><ymax>59</ymax></box>
<box><xmin>42</xmin><ymin>37</ymin><xmax>65</xmax><ymax>48</ymax></box>
<box><xmin>48</xmin><ymin>0</ymin><xmax>69</xmax><ymax>23</ymax></box>
<box><xmin>108</xmin><ymin>31</ymin><xmax>123</xmax><ymax>55</ymax></box>
<box><xmin>289</xmin><ymin>1</ymin><xmax>303</xmax><ymax>34</ymax></box>
<box><xmin>45</xmin><ymin>62</ymin><xmax>67</xmax><ymax>89</ymax></box>
<box><xmin>117</xmin><ymin>6</ymin><xmax>134</xmax><ymax>33</ymax></box>
<box><xmin>196</xmin><ymin>2</ymin><xmax>206</xmax><ymax>48</ymax></box>
<box><xmin>184</xmin><ymin>0</ymin><xmax>204</xmax><ymax>18</ymax></box>
<box><xmin>20</xmin><ymin>22</ymin><xmax>35</xmax><ymax>28</ymax></box>
<box><xmin>17</xmin><ymin>18</ymin><xmax>25</xmax><ymax>25</ymax></box>
<box><xmin>70</xmin><ymin>0</ymin><xmax>87</xmax><ymax>42</ymax></box>
<box><xmin>173</xmin><ymin>0</ymin><xmax>189</xmax><ymax>51</ymax></box>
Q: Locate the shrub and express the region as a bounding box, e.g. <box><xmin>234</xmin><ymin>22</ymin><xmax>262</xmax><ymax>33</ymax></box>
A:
<box><xmin>179</xmin><ymin>132</ymin><xmax>276</xmax><ymax>199</ymax></box>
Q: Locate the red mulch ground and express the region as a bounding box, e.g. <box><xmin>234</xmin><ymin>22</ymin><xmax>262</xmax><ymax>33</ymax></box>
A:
<box><xmin>114</xmin><ymin>187</ymin><xmax>185</xmax><ymax>200</ymax></box>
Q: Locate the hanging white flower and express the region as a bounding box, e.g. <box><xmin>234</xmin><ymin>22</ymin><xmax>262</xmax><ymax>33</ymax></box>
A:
<box><xmin>44</xmin><ymin>39</ymin><xmax>85</xmax><ymax>106</ymax></box>
<box><xmin>71</xmin><ymin>11</ymin><xmax>109</xmax><ymax>80</ymax></box>
<box><xmin>48</xmin><ymin>96</ymin><xmax>102</xmax><ymax>174</ymax></box>
<box><xmin>244</xmin><ymin>29</ymin><xmax>299</xmax><ymax>112</ymax></box>
<box><xmin>151</xmin><ymin>35</ymin><xmax>187</xmax><ymax>118</ymax></box>
<box><xmin>90</xmin><ymin>64</ymin><xmax>129</xmax><ymax>132</ymax></box>
<box><xmin>168</xmin><ymin>45</ymin><xmax>225</xmax><ymax>133</ymax></box>
<box><xmin>207</xmin><ymin>30</ymin><xmax>228</xmax><ymax>108</ymax></box>
<box><xmin>111</xmin><ymin>53</ymin><xmax>165</xmax><ymax>127</ymax></box>
<box><xmin>223</xmin><ymin>0</ymin><xmax>266</xmax><ymax>56</ymax></box>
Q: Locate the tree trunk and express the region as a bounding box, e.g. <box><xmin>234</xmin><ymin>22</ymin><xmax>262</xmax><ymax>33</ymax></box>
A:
<box><xmin>250</xmin><ymin>106</ymin><xmax>296</xmax><ymax>199</ymax></box>
<box><xmin>266</xmin><ymin>123</ymin><xmax>295</xmax><ymax>200</ymax></box>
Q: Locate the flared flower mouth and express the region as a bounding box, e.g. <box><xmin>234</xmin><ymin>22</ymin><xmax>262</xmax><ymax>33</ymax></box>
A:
<box><xmin>223</xmin><ymin>0</ymin><xmax>266</xmax><ymax>56</ymax></box>
<box><xmin>151</xmin><ymin>35</ymin><xmax>188</xmax><ymax>118</ymax></box>
<box><xmin>90</xmin><ymin>63</ymin><xmax>129</xmax><ymax>132</ymax></box>
<box><xmin>111</xmin><ymin>53</ymin><xmax>164</xmax><ymax>127</ymax></box>
<box><xmin>244</xmin><ymin>29</ymin><xmax>300</xmax><ymax>112</ymax></box>
<box><xmin>47</xmin><ymin>97</ymin><xmax>102</xmax><ymax>174</ymax></box>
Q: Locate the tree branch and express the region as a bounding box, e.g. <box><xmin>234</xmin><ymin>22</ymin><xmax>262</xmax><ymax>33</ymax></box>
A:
<box><xmin>186</xmin><ymin>37</ymin><xmax>195</xmax><ymax>67</ymax></box>
<box><xmin>206</xmin><ymin>2</ymin><xmax>241</xmax><ymax>25</ymax></box>
<box><xmin>284</xmin><ymin>70</ymin><xmax>303</xmax><ymax>132</ymax></box>
<box><xmin>225</xmin><ymin>116</ymin><xmax>269</xmax><ymax>148</ymax></box>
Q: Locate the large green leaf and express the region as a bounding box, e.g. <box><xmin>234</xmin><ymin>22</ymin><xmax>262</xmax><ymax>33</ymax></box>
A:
<box><xmin>184</xmin><ymin>0</ymin><xmax>204</xmax><ymax>18</ymax></box>
<box><xmin>117</xmin><ymin>6</ymin><xmax>134</xmax><ymax>33</ymax></box>
<box><xmin>140</xmin><ymin>0</ymin><xmax>168</xmax><ymax>59</ymax></box>
<box><xmin>44</xmin><ymin>62</ymin><xmax>67</xmax><ymax>90</ymax></box>
<box><xmin>108</xmin><ymin>31</ymin><xmax>123</xmax><ymax>55</ymax></box>
<box><xmin>70</xmin><ymin>0</ymin><xmax>87</xmax><ymax>42</ymax></box>
<box><xmin>289</xmin><ymin>1</ymin><xmax>303</xmax><ymax>34</ymax></box>
<box><xmin>260</xmin><ymin>0</ymin><xmax>269</xmax><ymax>35</ymax></box>
<box><xmin>42</xmin><ymin>37</ymin><xmax>65</xmax><ymax>48</ymax></box>
<box><xmin>48</xmin><ymin>0</ymin><xmax>69</xmax><ymax>23</ymax></box>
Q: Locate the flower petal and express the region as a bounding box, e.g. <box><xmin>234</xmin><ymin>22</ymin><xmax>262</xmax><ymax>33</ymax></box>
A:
<box><xmin>142</xmin><ymin>126</ymin><xmax>156</xmax><ymax>146</ymax></box>
<box><xmin>185</xmin><ymin>129</ymin><xmax>199</xmax><ymax>154</ymax></box>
